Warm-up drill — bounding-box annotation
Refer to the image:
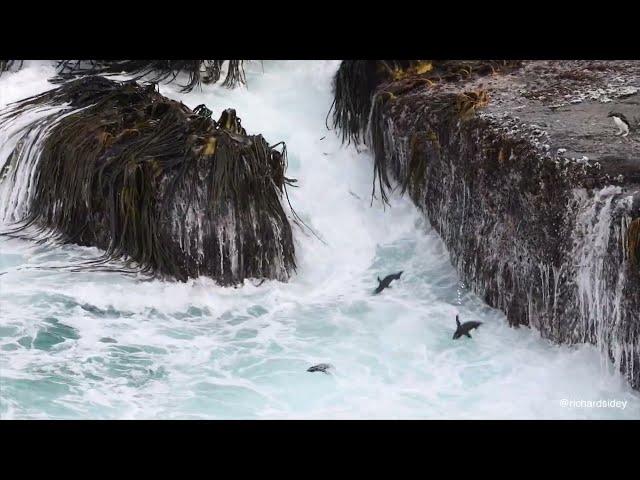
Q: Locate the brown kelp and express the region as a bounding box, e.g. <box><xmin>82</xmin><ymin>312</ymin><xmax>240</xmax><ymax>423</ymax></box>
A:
<box><xmin>330</xmin><ymin>60</ymin><xmax>522</xmax><ymax>204</ymax></box>
<box><xmin>53</xmin><ymin>60</ymin><xmax>246</xmax><ymax>92</ymax></box>
<box><xmin>0</xmin><ymin>76</ymin><xmax>296</xmax><ymax>284</ymax></box>
<box><xmin>330</xmin><ymin>60</ymin><xmax>519</xmax><ymax>145</ymax></box>
<box><xmin>329</xmin><ymin>60</ymin><xmax>420</xmax><ymax>205</ymax></box>
<box><xmin>329</xmin><ymin>60</ymin><xmax>416</xmax><ymax>145</ymax></box>
<box><xmin>0</xmin><ymin>60</ymin><xmax>246</xmax><ymax>91</ymax></box>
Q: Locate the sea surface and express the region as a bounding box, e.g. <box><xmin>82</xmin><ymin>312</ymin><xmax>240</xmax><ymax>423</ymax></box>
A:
<box><xmin>0</xmin><ymin>60</ymin><xmax>638</xmax><ymax>419</ymax></box>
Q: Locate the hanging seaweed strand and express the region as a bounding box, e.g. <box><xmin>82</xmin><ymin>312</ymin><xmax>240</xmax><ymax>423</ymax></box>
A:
<box><xmin>53</xmin><ymin>60</ymin><xmax>247</xmax><ymax>92</ymax></box>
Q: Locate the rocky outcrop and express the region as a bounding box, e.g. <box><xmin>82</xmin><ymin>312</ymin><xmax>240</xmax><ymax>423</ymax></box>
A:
<box><xmin>337</xmin><ymin>60</ymin><xmax>640</xmax><ymax>389</ymax></box>
<box><xmin>0</xmin><ymin>76</ymin><xmax>296</xmax><ymax>284</ymax></box>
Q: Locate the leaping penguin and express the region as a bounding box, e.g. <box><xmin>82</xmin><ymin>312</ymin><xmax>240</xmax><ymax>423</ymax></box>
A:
<box><xmin>453</xmin><ymin>315</ymin><xmax>483</xmax><ymax>339</ymax></box>
<box><xmin>374</xmin><ymin>271</ymin><xmax>403</xmax><ymax>294</ymax></box>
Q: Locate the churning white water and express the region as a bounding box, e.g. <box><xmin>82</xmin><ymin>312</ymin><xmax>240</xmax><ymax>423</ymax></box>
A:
<box><xmin>0</xmin><ymin>60</ymin><xmax>638</xmax><ymax>419</ymax></box>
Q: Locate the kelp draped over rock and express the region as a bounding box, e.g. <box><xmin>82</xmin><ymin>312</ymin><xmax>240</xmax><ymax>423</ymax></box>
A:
<box><xmin>330</xmin><ymin>60</ymin><xmax>523</xmax><ymax>203</ymax></box>
<box><xmin>53</xmin><ymin>60</ymin><xmax>246</xmax><ymax>92</ymax></box>
<box><xmin>0</xmin><ymin>76</ymin><xmax>296</xmax><ymax>284</ymax></box>
<box><xmin>329</xmin><ymin>60</ymin><xmax>416</xmax><ymax>145</ymax></box>
<box><xmin>331</xmin><ymin>60</ymin><xmax>522</xmax><ymax>144</ymax></box>
<box><xmin>0</xmin><ymin>60</ymin><xmax>246</xmax><ymax>91</ymax></box>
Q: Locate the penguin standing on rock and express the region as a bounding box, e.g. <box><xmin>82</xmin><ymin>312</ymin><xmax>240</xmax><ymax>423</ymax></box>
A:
<box><xmin>608</xmin><ymin>111</ymin><xmax>630</xmax><ymax>137</ymax></box>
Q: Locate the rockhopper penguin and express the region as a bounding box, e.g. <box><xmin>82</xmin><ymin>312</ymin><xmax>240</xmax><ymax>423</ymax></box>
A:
<box><xmin>608</xmin><ymin>111</ymin><xmax>630</xmax><ymax>137</ymax></box>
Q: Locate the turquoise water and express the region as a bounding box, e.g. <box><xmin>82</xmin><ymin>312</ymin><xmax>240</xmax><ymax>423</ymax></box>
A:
<box><xmin>0</xmin><ymin>61</ymin><xmax>639</xmax><ymax>419</ymax></box>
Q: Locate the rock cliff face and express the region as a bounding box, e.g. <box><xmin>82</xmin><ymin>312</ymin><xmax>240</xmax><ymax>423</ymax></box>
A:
<box><xmin>341</xmin><ymin>60</ymin><xmax>640</xmax><ymax>388</ymax></box>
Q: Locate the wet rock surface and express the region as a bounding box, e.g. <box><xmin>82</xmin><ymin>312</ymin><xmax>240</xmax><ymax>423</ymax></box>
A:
<box><xmin>367</xmin><ymin>60</ymin><xmax>640</xmax><ymax>389</ymax></box>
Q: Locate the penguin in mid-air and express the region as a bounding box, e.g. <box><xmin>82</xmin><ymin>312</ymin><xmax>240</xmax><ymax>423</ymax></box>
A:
<box><xmin>373</xmin><ymin>271</ymin><xmax>403</xmax><ymax>294</ymax></box>
<box><xmin>608</xmin><ymin>111</ymin><xmax>630</xmax><ymax>137</ymax></box>
<box><xmin>453</xmin><ymin>315</ymin><xmax>483</xmax><ymax>339</ymax></box>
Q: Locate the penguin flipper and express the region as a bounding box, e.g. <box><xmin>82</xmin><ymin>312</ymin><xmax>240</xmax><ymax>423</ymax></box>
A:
<box><xmin>456</xmin><ymin>315</ymin><xmax>461</xmax><ymax>328</ymax></box>
<box><xmin>465</xmin><ymin>332</ymin><xmax>472</xmax><ymax>338</ymax></box>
